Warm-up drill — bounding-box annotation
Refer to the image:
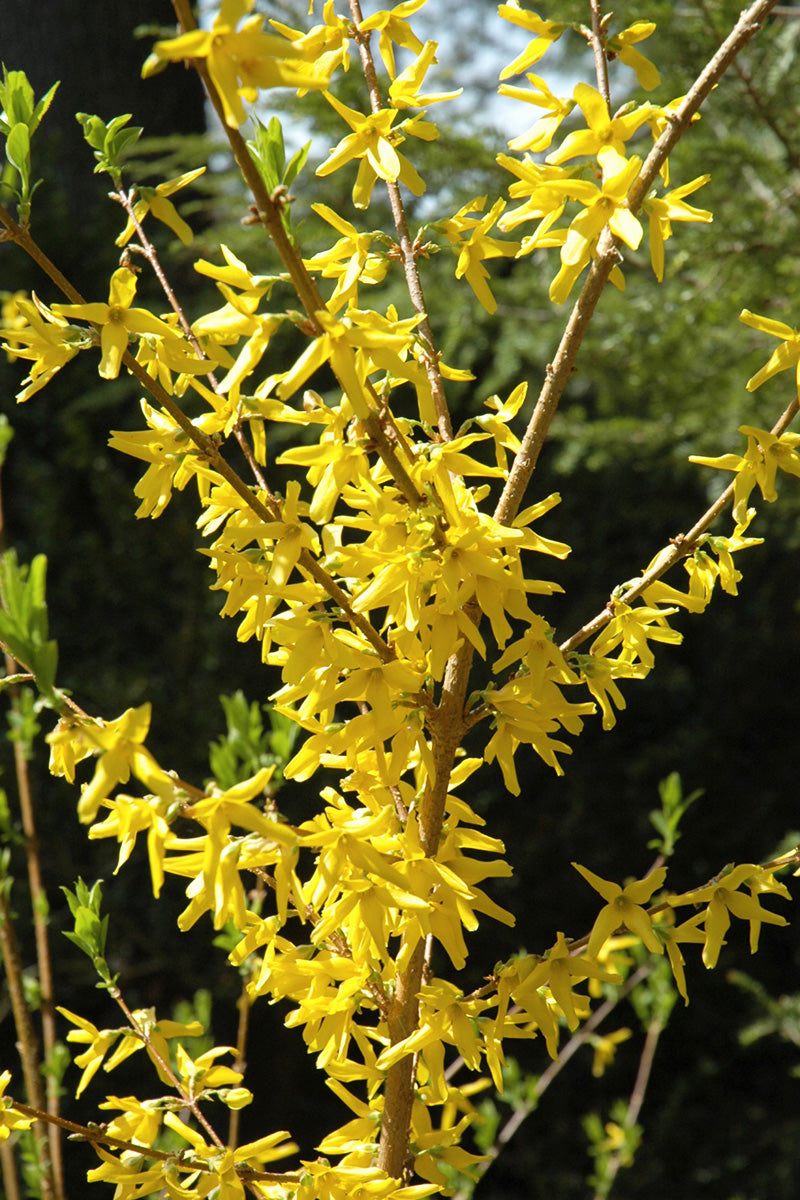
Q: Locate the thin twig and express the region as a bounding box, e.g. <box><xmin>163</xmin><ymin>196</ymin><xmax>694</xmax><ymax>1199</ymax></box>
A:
<box><xmin>590</xmin><ymin>1</ymin><xmax>611</xmax><ymax>108</ymax></box>
<box><xmin>559</xmin><ymin>390</ymin><xmax>799</xmax><ymax>655</ymax></box>
<box><xmin>347</xmin><ymin>0</ymin><xmax>453</xmax><ymax>442</ymax></box>
<box><xmin>6</xmin><ymin>1099</ymin><xmax>301</xmax><ymax>1185</ymax></box>
<box><xmin>592</xmin><ymin>1016</ymin><xmax>663</xmax><ymax>1200</ymax></box>
<box><xmin>0</xmin><ymin>888</ymin><xmax>54</xmax><ymax>1200</ymax></box>
<box><xmin>0</xmin><ymin>469</ymin><xmax>64</xmax><ymax>1197</ymax></box>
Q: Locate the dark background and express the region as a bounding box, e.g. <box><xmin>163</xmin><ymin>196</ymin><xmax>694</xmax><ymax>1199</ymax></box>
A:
<box><xmin>2</xmin><ymin>2</ymin><xmax>800</xmax><ymax>1197</ymax></box>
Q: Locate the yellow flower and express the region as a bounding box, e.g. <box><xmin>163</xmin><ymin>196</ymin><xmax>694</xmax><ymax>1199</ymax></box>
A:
<box><xmin>499</xmin><ymin>72</ymin><xmax>575</xmax><ymax>153</ymax></box>
<box><xmin>642</xmin><ymin>175</ymin><xmax>712</xmax><ymax>282</ymax></box>
<box><xmin>46</xmin><ymin>703</ymin><xmax>159</xmax><ymax>824</ymax></box>
<box><xmin>497</xmin><ymin>3</ymin><xmax>567</xmax><ymax>80</ymax></box>
<box><xmin>589</xmin><ymin>601</ymin><xmax>682</xmax><ymax>671</ymax></box>
<box><xmin>573</xmin><ymin>862</ymin><xmax>667</xmax><ymax>956</ymax></box>
<box><xmin>1</xmin><ymin>293</ymin><xmax>89</xmax><ymax>401</ymax></box>
<box><xmin>56</xmin><ymin>1009</ymin><xmax>123</xmax><ymax>1096</ymax></box>
<box><xmin>690</xmin><ymin>425</ymin><xmax>800</xmax><ymax>526</ymax></box>
<box><xmin>304</xmin><ymin>204</ymin><xmax>390</xmax><ymax>312</ymax></box>
<box><xmin>0</xmin><ymin>1071</ymin><xmax>35</xmax><ymax>1142</ymax></box>
<box><xmin>740</xmin><ymin>307</ymin><xmax>800</xmax><ymax>391</ymax></box>
<box><xmin>575</xmin><ymin>653</ymin><xmax>649</xmax><ymax>730</ymax></box>
<box><xmin>660</xmin><ymin>912</ymin><xmax>706</xmax><ymax>1003</ymax></box>
<box><xmin>388</xmin><ymin>41</ymin><xmax>462</xmax><ymax>109</ymax></box>
<box><xmin>549</xmin><ymin>156</ymin><xmax>643</xmax><ymax>304</ymax></box>
<box><xmin>439</xmin><ymin>197</ymin><xmax>520</xmax><ymax>314</ymax></box>
<box><xmin>669</xmin><ymin>864</ymin><xmax>788</xmax><ymax>969</ymax></box>
<box><xmin>115</xmin><ymin>167</ymin><xmax>206</xmax><ymax>247</ymax></box>
<box><xmin>358</xmin><ymin>0</ymin><xmax>427</xmax><ymax>79</ymax></box>
<box><xmin>143</xmin><ymin>0</ymin><xmax>330</xmax><ymax>128</ymax></box>
<box><xmin>268</xmin><ymin>0</ymin><xmax>353</xmax><ymax>86</ymax></box>
<box><xmin>316</xmin><ymin>91</ymin><xmax>425</xmax><ymax>209</ymax></box>
<box><xmin>52</xmin><ymin>268</ymin><xmax>176</xmax><ymax>380</ymax></box>
<box><xmin>607</xmin><ymin>21</ymin><xmax>661</xmax><ymax>91</ymax></box>
<box><xmin>590</xmin><ymin>1027</ymin><xmax>632</xmax><ymax>1076</ymax></box>
<box><xmin>546</xmin><ymin>83</ymin><xmax>653</xmax><ymax>176</ymax></box>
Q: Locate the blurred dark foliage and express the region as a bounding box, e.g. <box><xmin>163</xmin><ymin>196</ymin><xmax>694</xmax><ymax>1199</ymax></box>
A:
<box><xmin>1</xmin><ymin>2</ymin><xmax>800</xmax><ymax>1198</ymax></box>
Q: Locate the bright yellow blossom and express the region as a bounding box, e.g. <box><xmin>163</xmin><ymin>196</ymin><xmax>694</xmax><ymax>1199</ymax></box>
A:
<box><xmin>115</xmin><ymin>167</ymin><xmax>206</xmax><ymax>247</ymax></box>
<box><xmin>316</xmin><ymin>91</ymin><xmax>426</xmax><ymax>208</ymax></box>
<box><xmin>607</xmin><ymin>21</ymin><xmax>661</xmax><ymax>91</ymax></box>
<box><xmin>740</xmin><ymin>307</ymin><xmax>800</xmax><ymax>391</ymax></box>
<box><xmin>1</xmin><ymin>293</ymin><xmax>89</xmax><ymax>400</ymax></box>
<box><xmin>52</xmin><ymin>268</ymin><xmax>176</xmax><ymax>380</ymax></box>
<box><xmin>573</xmin><ymin>862</ymin><xmax>667</xmax><ymax>956</ymax></box>
<box><xmin>388</xmin><ymin>41</ymin><xmax>462</xmax><ymax>109</ymax></box>
<box><xmin>641</xmin><ymin>175</ymin><xmax>712</xmax><ymax>281</ymax></box>
<box><xmin>549</xmin><ymin>156</ymin><xmax>643</xmax><ymax>304</ymax></box>
<box><xmin>497</xmin><ymin>3</ymin><xmax>567</xmax><ymax>80</ymax></box>
<box><xmin>499</xmin><ymin>72</ymin><xmax>575</xmax><ymax>152</ymax></box>
<box><xmin>358</xmin><ymin>0</ymin><xmax>427</xmax><ymax>78</ymax></box>
<box><xmin>439</xmin><ymin>197</ymin><xmax>520</xmax><ymax>314</ymax></box>
<box><xmin>546</xmin><ymin>83</ymin><xmax>652</xmax><ymax>176</ymax></box>
<box><xmin>143</xmin><ymin>0</ymin><xmax>330</xmax><ymax>128</ymax></box>
<box><xmin>0</xmin><ymin>1072</ymin><xmax>35</xmax><ymax>1142</ymax></box>
<box><xmin>690</xmin><ymin>425</ymin><xmax>800</xmax><ymax>526</ymax></box>
<box><xmin>669</xmin><ymin>864</ymin><xmax>789</xmax><ymax>969</ymax></box>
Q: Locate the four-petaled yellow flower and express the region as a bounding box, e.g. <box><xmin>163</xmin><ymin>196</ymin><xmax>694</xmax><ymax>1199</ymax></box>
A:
<box><xmin>641</xmin><ymin>174</ymin><xmax>712</xmax><ymax>281</ymax></box>
<box><xmin>0</xmin><ymin>293</ymin><xmax>89</xmax><ymax>400</ymax></box>
<box><xmin>53</xmin><ymin>268</ymin><xmax>176</xmax><ymax>380</ymax></box>
<box><xmin>439</xmin><ymin>197</ymin><xmax>520</xmax><ymax>314</ymax></box>
<box><xmin>606</xmin><ymin>21</ymin><xmax>661</xmax><ymax>91</ymax></box>
<box><xmin>546</xmin><ymin>83</ymin><xmax>652</xmax><ymax>176</ymax></box>
<box><xmin>498</xmin><ymin>2</ymin><xmax>567</xmax><ymax>80</ymax></box>
<box><xmin>358</xmin><ymin>0</ymin><xmax>427</xmax><ymax>79</ymax></box>
<box><xmin>573</xmin><ymin>862</ymin><xmax>667</xmax><ymax>956</ymax></box>
<box><xmin>550</xmin><ymin>156</ymin><xmax>643</xmax><ymax>304</ymax></box>
<box><xmin>317</xmin><ymin>91</ymin><xmax>425</xmax><ymax>209</ymax></box>
<box><xmin>0</xmin><ymin>1071</ymin><xmax>35</xmax><ymax>1142</ymax></box>
<box><xmin>498</xmin><ymin>72</ymin><xmax>575</xmax><ymax>153</ymax></box>
<box><xmin>669</xmin><ymin>864</ymin><xmax>789</xmax><ymax>969</ymax></box>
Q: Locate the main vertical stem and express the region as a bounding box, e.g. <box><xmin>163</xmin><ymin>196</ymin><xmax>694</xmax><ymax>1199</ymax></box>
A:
<box><xmin>377</xmin><ymin>641</ymin><xmax>473</xmax><ymax>1178</ymax></box>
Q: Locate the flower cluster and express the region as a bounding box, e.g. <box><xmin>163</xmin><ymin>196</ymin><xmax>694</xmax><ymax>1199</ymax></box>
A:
<box><xmin>1</xmin><ymin>2</ymin><xmax>798</xmax><ymax>1199</ymax></box>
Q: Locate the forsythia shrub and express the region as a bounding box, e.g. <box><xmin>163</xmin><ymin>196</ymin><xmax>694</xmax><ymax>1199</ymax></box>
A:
<box><xmin>0</xmin><ymin>1</ymin><xmax>798</xmax><ymax>1197</ymax></box>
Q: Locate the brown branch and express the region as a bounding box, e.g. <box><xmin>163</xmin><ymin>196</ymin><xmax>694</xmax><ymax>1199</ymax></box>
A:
<box><xmin>0</xmin><ymin>463</ymin><xmax>64</xmax><ymax>1200</ymax></box>
<box><xmin>6</xmin><ymin>1100</ymin><xmax>301</xmax><ymax>1186</ymax></box>
<box><xmin>559</xmin><ymin>390</ymin><xmax>799</xmax><ymax>655</ymax></box>
<box><xmin>168</xmin><ymin>0</ymin><xmax>429</xmax><ymax>494</ymax></box>
<box><xmin>347</xmin><ymin>0</ymin><xmax>453</xmax><ymax>443</ymax></box>
<box><xmin>379</xmin><ymin>0</ymin><xmax>778</xmax><ymax>1146</ymax></box>
<box><xmin>0</xmin><ymin>888</ymin><xmax>54</xmax><ymax>1200</ymax></box>
<box><xmin>592</xmin><ymin>1016</ymin><xmax>663</xmax><ymax>1200</ymax></box>
<box><xmin>494</xmin><ymin>0</ymin><xmax>780</xmax><ymax>530</ymax></box>
<box><xmin>590</xmin><ymin>0</ymin><xmax>611</xmax><ymax>109</ymax></box>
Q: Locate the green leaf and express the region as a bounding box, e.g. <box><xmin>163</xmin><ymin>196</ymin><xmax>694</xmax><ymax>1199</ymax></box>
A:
<box><xmin>0</xmin><ymin>67</ymin><xmax>35</xmax><ymax>129</ymax></box>
<box><xmin>76</xmin><ymin>111</ymin><xmax>141</xmax><ymax>182</ymax></box>
<box><xmin>6</xmin><ymin>122</ymin><xmax>30</xmax><ymax>178</ymax></box>
<box><xmin>247</xmin><ymin>115</ymin><xmax>285</xmax><ymax>193</ymax></box>
<box><xmin>284</xmin><ymin>139</ymin><xmax>311</xmax><ymax>190</ymax></box>
<box><xmin>30</xmin><ymin>81</ymin><xmax>59</xmax><ymax>134</ymax></box>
